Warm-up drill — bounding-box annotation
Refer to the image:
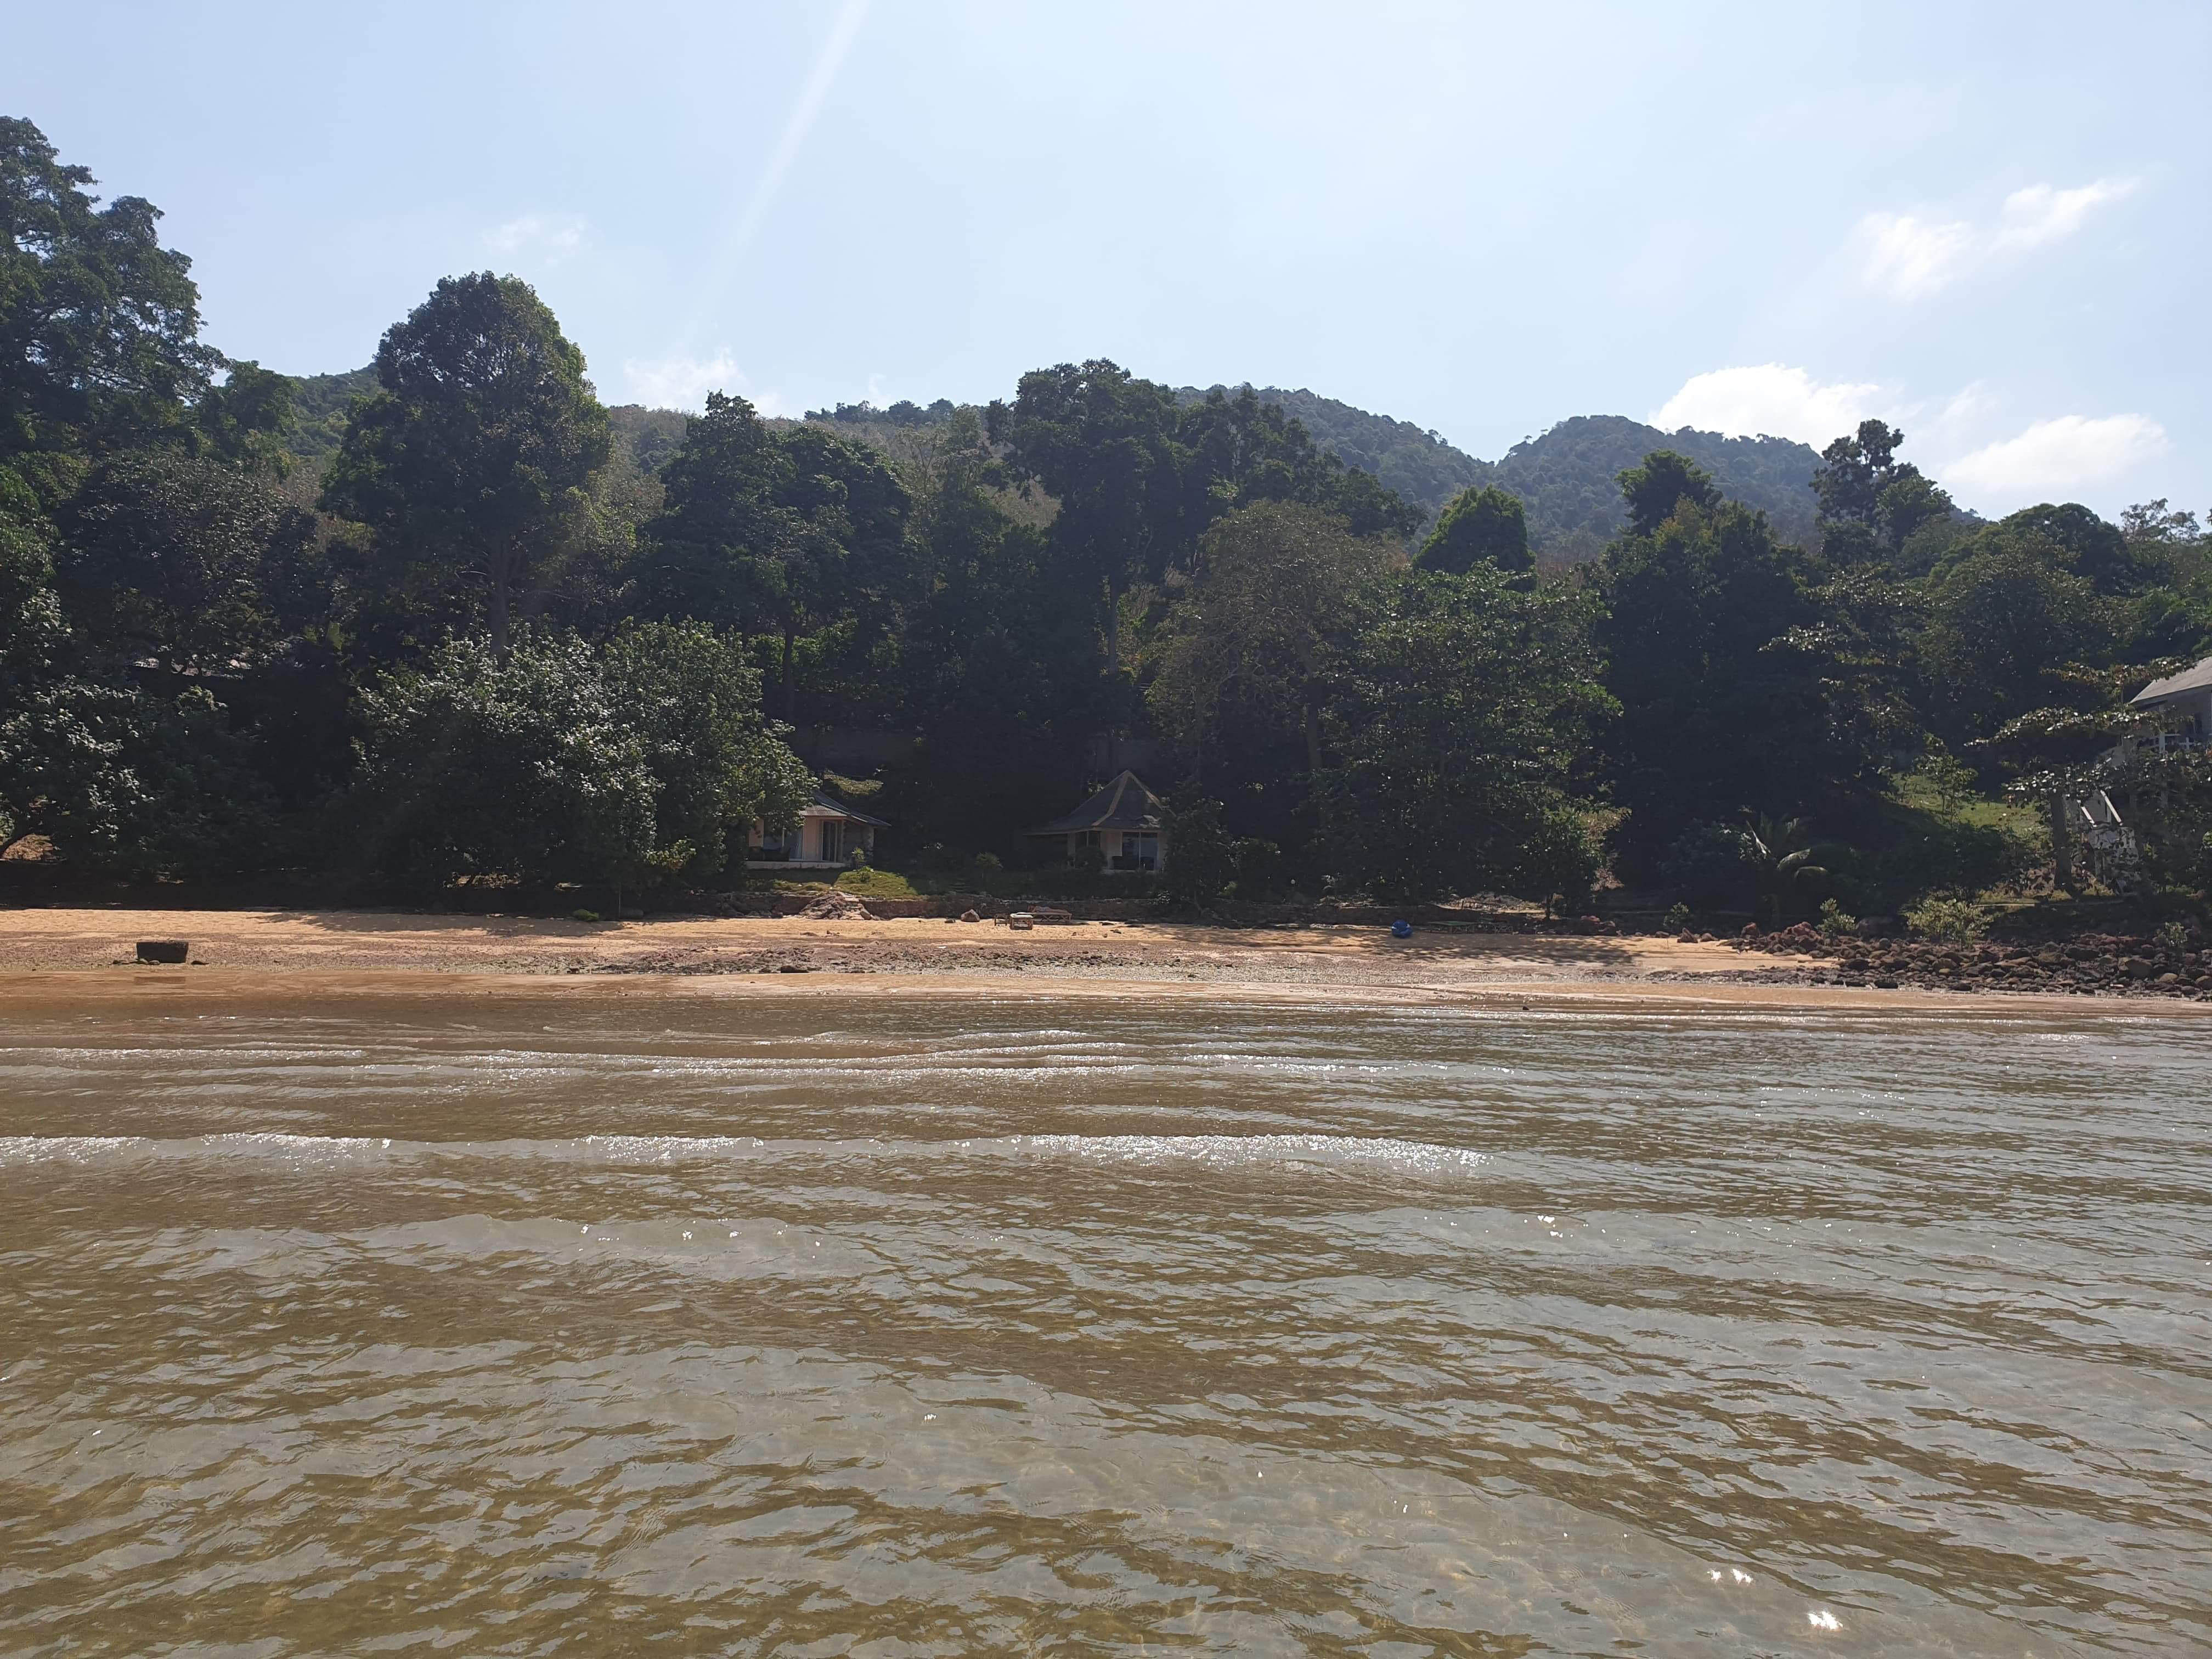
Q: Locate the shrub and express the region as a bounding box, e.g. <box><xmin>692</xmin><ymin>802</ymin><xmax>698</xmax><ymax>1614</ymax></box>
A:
<box><xmin>1905</xmin><ymin>893</ymin><xmax>1989</xmax><ymax>943</ymax></box>
<box><xmin>1663</xmin><ymin>901</ymin><xmax>1690</xmax><ymax>933</ymax></box>
<box><xmin>1232</xmin><ymin>837</ymin><xmax>1286</xmax><ymax>900</ymax></box>
<box><xmin>836</xmin><ymin>866</ymin><xmax>915</xmax><ymax>898</ymax></box>
<box><xmin>1164</xmin><ymin>793</ymin><xmax>1234</xmax><ymax>906</ymax></box>
<box><xmin>1818</xmin><ymin>898</ymin><xmax>1858</xmax><ymax>936</ymax></box>
<box><xmin>570</xmin><ymin>907</ymin><xmax>602</xmax><ymax>923</ymax></box>
<box><xmin>972</xmin><ymin>851</ymin><xmax>1002</xmax><ymax>871</ymax></box>
<box><xmin>1659</xmin><ymin>821</ymin><xmax>1756</xmax><ymax>906</ymax></box>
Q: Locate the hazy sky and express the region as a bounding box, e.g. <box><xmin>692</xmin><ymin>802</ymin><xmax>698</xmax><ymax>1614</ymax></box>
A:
<box><xmin>10</xmin><ymin>1</ymin><xmax>2207</xmax><ymax>516</ymax></box>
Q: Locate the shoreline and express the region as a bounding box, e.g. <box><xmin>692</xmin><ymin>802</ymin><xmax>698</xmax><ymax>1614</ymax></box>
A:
<box><xmin>0</xmin><ymin>906</ymin><xmax>2204</xmax><ymax>1018</ymax></box>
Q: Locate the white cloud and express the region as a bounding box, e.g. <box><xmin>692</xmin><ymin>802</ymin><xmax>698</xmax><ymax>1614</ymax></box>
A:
<box><xmin>1858</xmin><ymin>212</ymin><xmax>1977</xmax><ymax>300</ymax></box>
<box><xmin>620</xmin><ymin>349</ymin><xmax>788</xmax><ymax>416</ymax></box>
<box><xmin>1942</xmin><ymin>414</ymin><xmax>2168</xmax><ymax>499</ymax></box>
<box><xmin>1993</xmin><ymin>178</ymin><xmax>2137</xmax><ymax>251</ymax></box>
<box><xmin>484</xmin><ymin>213</ymin><xmax>589</xmax><ymax>264</ymax></box>
<box><xmin>1854</xmin><ymin>177</ymin><xmax>2137</xmax><ymax>300</ymax></box>
<box><xmin>1651</xmin><ymin>364</ymin><xmax>1887</xmax><ymax>445</ymax></box>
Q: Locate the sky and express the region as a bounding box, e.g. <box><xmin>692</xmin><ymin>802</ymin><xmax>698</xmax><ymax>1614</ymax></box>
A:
<box><xmin>9</xmin><ymin>1</ymin><xmax>2208</xmax><ymax>518</ymax></box>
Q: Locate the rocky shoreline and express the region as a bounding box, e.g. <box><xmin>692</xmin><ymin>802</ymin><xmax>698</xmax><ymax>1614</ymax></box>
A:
<box><xmin>1732</xmin><ymin>925</ymin><xmax>2212</xmax><ymax>998</ymax></box>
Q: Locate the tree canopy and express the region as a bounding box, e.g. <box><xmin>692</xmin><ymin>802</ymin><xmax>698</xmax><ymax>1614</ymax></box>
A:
<box><xmin>320</xmin><ymin>272</ymin><xmax>610</xmax><ymax>654</ymax></box>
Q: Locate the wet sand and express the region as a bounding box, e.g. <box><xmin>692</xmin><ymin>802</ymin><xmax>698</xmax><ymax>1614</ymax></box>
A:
<box><xmin>1</xmin><ymin>906</ymin><xmax>2204</xmax><ymax>1017</ymax></box>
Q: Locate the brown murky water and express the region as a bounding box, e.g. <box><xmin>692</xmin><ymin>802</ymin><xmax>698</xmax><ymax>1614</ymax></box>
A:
<box><xmin>1</xmin><ymin>994</ymin><xmax>2208</xmax><ymax>1655</ymax></box>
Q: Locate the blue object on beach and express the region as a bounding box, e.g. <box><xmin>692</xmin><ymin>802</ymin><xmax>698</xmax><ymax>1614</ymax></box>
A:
<box><xmin>1390</xmin><ymin>919</ymin><xmax>1413</xmax><ymax>938</ymax></box>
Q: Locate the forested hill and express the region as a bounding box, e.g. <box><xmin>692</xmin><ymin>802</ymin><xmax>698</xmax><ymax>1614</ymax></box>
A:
<box><xmin>1178</xmin><ymin>387</ymin><xmax>1824</xmax><ymax>556</ymax></box>
<box><xmin>1482</xmin><ymin>414</ymin><xmax>1823</xmax><ymax>557</ymax></box>
<box><xmin>280</xmin><ymin>366</ymin><xmax>378</xmax><ymax>466</ymax></box>
<box><xmin>283</xmin><ymin>369</ymin><xmax>1824</xmax><ymax>558</ymax></box>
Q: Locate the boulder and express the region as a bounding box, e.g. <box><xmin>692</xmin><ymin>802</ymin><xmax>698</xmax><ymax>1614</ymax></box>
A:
<box><xmin>136</xmin><ymin>940</ymin><xmax>189</xmax><ymax>964</ymax></box>
<box><xmin>800</xmin><ymin>890</ymin><xmax>876</xmax><ymax>921</ymax></box>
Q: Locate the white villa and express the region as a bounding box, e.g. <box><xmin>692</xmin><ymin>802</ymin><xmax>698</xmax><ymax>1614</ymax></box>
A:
<box><xmin>1028</xmin><ymin>771</ymin><xmax>1168</xmax><ymax>873</ymax></box>
<box><xmin>747</xmin><ymin>792</ymin><xmax>888</xmax><ymax>870</ymax></box>
<box><xmin>2128</xmin><ymin>654</ymin><xmax>2212</xmax><ymax>744</ymax></box>
<box><xmin>2058</xmin><ymin>654</ymin><xmax>2212</xmax><ymax>883</ymax></box>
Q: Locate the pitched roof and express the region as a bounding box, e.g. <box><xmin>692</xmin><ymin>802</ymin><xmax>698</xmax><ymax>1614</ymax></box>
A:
<box><xmin>808</xmin><ymin>789</ymin><xmax>888</xmax><ymax>827</ymax></box>
<box><xmin>1029</xmin><ymin>771</ymin><xmax>1165</xmax><ymax>835</ymax></box>
<box><xmin>2131</xmin><ymin>656</ymin><xmax>2212</xmax><ymax>706</ymax></box>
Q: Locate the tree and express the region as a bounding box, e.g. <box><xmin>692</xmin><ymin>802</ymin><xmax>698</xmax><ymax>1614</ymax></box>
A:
<box><xmin>988</xmin><ymin>360</ymin><xmax>1181</xmax><ymax>674</ymax></box>
<box><xmin>1316</xmin><ymin>568</ymin><xmax>1609</xmax><ymax>903</ymax></box>
<box><xmin>1812</xmin><ymin>419</ymin><xmax>1954</xmax><ymax>558</ymax></box>
<box><xmin>350</xmin><ymin>633</ymin><xmax>654</xmax><ymax>891</ymax></box>
<box><xmin>1917</xmin><ymin>542</ymin><xmax>2113</xmax><ymax>745</ymax></box>
<box><xmin>1417</xmin><ymin>484</ymin><xmax>1531</xmax><ymax>575</ymax></box>
<box><xmin>1149</xmin><ymin>501</ymin><xmax>1404</xmax><ymax>779</ymax></box>
<box><xmin>1</xmin><ymin>117</ymin><xmax>215</xmax><ymax>460</ymax></box>
<box><xmin>1173</xmin><ymin>385</ymin><xmax>1421</xmax><ymax>541</ymax></box>
<box><xmin>636</xmin><ymin>391</ymin><xmax>786</xmax><ymax>627</ymax></box>
<box><xmin>599</xmin><ymin>620</ymin><xmax>812</xmax><ymax>878</ymax></box>
<box><xmin>1943</xmin><ymin>502</ymin><xmax>2148</xmax><ymax>596</ymax></box>
<box><xmin>1161</xmin><ymin>791</ymin><xmax>1234</xmax><ymax>906</ymax></box>
<box><xmin>1598</xmin><ymin>460</ymin><xmax>1854</xmax><ymax>860</ymax></box>
<box><xmin>320</xmin><ymin>273</ymin><xmax>611</xmax><ymax>655</ymax></box>
<box><xmin>56</xmin><ymin>448</ymin><xmax>314</xmax><ymax>670</ymax></box>
<box><xmin>1619</xmin><ymin>450</ymin><xmax>1721</xmax><ymax>537</ymax></box>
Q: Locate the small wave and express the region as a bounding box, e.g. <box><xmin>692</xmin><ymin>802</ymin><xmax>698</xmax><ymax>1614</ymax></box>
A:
<box><xmin>1017</xmin><ymin>1132</ymin><xmax>1487</xmax><ymax>1176</ymax></box>
<box><xmin>0</xmin><ymin>1129</ymin><xmax>1487</xmax><ymax>1180</ymax></box>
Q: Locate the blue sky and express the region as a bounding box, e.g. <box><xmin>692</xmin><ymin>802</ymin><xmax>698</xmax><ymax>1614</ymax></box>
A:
<box><xmin>10</xmin><ymin>1</ymin><xmax>2207</xmax><ymax>517</ymax></box>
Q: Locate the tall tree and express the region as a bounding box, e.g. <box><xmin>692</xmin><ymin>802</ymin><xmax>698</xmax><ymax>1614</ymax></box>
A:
<box><xmin>1316</xmin><ymin>568</ymin><xmax>1609</xmax><ymax>904</ymax></box>
<box><xmin>56</xmin><ymin>449</ymin><xmax>315</xmax><ymax>671</ymax></box>
<box><xmin>988</xmin><ymin>360</ymin><xmax>1181</xmax><ymax>674</ymax></box>
<box><xmin>0</xmin><ymin>117</ymin><xmax>215</xmax><ymax>461</ymax></box>
<box><xmin>1599</xmin><ymin>455</ymin><xmax>1863</xmax><ymax>861</ymax></box>
<box><xmin>320</xmin><ymin>273</ymin><xmax>610</xmax><ymax>654</ymax></box>
<box><xmin>1813</xmin><ymin>419</ymin><xmax>1954</xmax><ymax>559</ymax></box>
<box><xmin>1619</xmin><ymin>450</ymin><xmax>1721</xmax><ymax>537</ymax></box>
<box><xmin>1417</xmin><ymin>484</ymin><xmax>1531</xmax><ymax>575</ymax></box>
<box><xmin>1149</xmin><ymin>501</ymin><xmax>1404</xmax><ymax>779</ymax></box>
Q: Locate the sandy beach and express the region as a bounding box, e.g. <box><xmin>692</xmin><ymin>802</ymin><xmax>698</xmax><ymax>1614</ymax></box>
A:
<box><xmin>1</xmin><ymin>906</ymin><xmax>2202</xmax><ymax>1016</ymax></box>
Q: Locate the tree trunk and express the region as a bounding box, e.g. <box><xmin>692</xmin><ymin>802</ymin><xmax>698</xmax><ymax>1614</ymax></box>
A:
<box><xmin>1104</xmin><ymin>578</ymin><xmax>1121</xmax><ymax>676</ymax></box>
<box><xmin>2048</xmin><ymin>788</ymin><xmax>2076</xmax><ymax>896</ymax></box>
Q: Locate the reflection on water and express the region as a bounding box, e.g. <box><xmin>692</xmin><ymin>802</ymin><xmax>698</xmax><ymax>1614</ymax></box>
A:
<box><xmin>2</xmin><ymin>996</ymin><xmax>2208</xmax><ymax>1654</ymax></box>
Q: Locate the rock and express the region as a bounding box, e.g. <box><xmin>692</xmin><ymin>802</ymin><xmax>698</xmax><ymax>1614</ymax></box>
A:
<box><xmin>136</xmin><ymin>940</ymin><xmax>188</xmax><ymax>964</ymax></box>
<box><xmin>801</xmin><ymin>890</ymin><xmax>876</xmax><ymax>920</ymax></box>
<box><xmin>960</xmin><ymin>909</ymin><xmax>981</xmax><ymax>923</ymax></box>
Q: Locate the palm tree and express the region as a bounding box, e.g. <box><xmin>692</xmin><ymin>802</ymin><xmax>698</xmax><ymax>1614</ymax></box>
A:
<box><xmin>1745</xmin><ymin>814</ymin><xmax>1826</xmax><ymax>929</ymax></box>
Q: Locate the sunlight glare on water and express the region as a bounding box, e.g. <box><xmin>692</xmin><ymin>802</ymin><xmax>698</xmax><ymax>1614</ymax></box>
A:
<box><xmin>1</xmin><ymin>994</ymin><xmax>2208</xmax><ymax>1654</ymax></box>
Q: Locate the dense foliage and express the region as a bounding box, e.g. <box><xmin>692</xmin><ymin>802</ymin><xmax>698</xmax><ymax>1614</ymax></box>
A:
<box><xmin>7</xmin><ymin>119</ymin><xmax>2211</xmax><ymax>921</ymax></box>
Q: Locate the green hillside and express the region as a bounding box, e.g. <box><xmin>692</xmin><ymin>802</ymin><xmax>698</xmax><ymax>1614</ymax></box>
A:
<box><xmin>1181</xmin><ymin>387</ymin><xmax>1824</xmax><ymax>557</ymax></box>
<box><xmin>280</xmin><ymin>365</ymin><xmax>378</xmax><ymax>467</ymax></box>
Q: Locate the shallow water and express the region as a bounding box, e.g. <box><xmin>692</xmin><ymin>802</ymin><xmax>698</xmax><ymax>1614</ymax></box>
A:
<box><xmin>2</xmin><ymin>994</ymin><xmax>2208</xmax><ymax>1655</ymax></box>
